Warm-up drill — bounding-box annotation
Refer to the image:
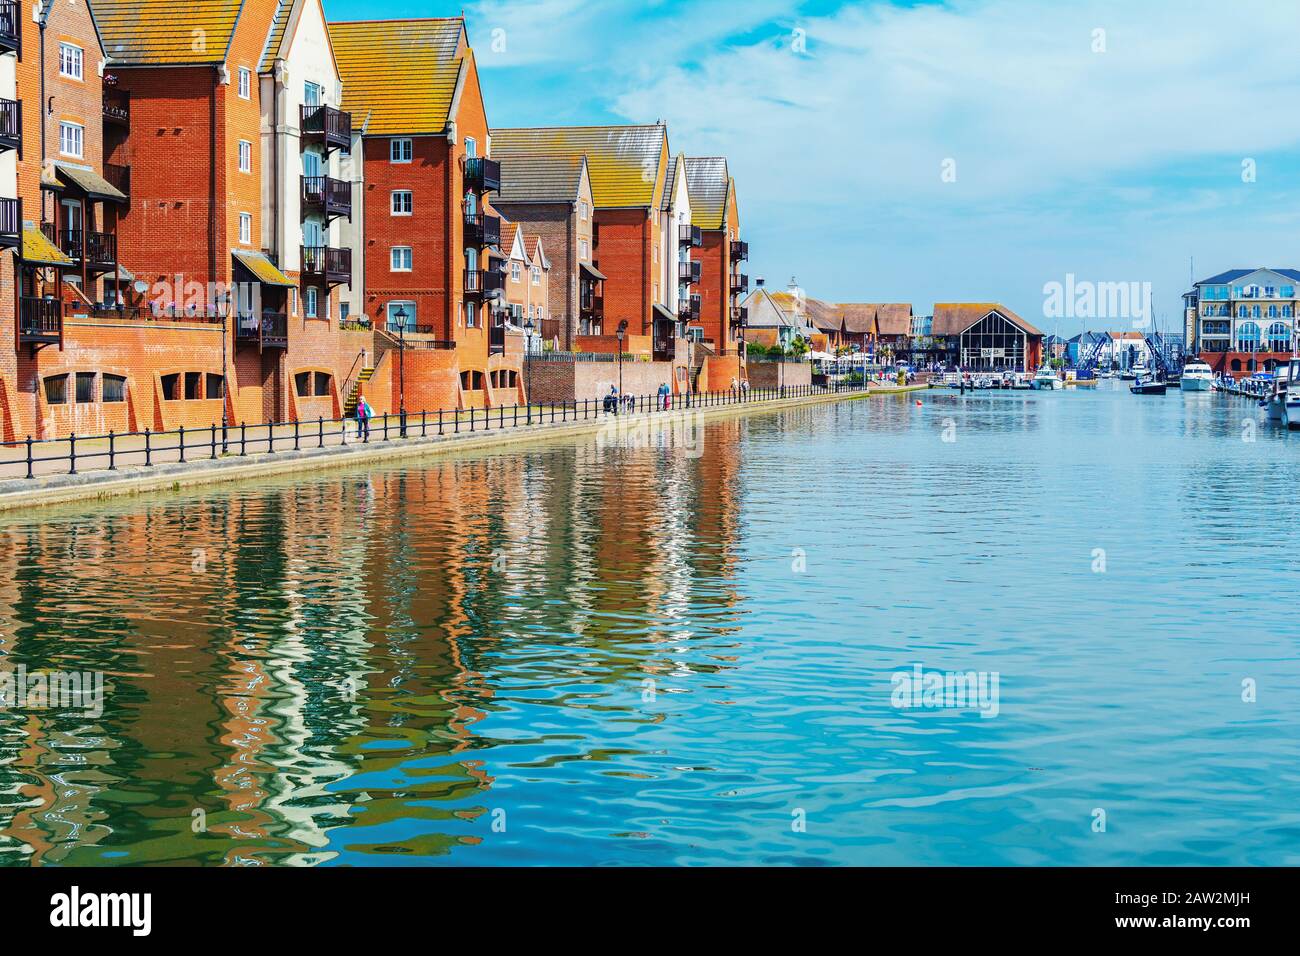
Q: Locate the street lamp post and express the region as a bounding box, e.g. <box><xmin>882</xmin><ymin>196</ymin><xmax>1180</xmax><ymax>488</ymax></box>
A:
<box><xmin>524</xmin><ymin>317</ymin><xmax>534</xmax><ymax>424</ymax></box>
<box><xmin>616</xmin><ymin>319</ymin><xmax>627</xmax><ymax>411</ymax></box>
<box><xmin>395</xmin><ymin>305</ymin><xmax>408</xmax><ymax>437</ymax></box>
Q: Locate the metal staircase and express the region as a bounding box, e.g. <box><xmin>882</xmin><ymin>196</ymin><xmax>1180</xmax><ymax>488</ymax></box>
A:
<box><xmin>343</xmin><ymin>366</ymin><xmax>374</xmax><ymax>416</ymax></box>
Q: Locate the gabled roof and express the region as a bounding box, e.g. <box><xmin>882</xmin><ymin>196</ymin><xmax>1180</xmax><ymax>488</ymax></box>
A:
<box><xmin>526</xmin><ymin>235</ymin><xmax>549</xmax><ymax>270</ymax></box>
<box><xmin>742</xmin><ymin>288</ymin><xmax>798</xmax><ymax>329</ymax></box>
<box><xmin>259</xmin><ymin>0</ymin><xmax>295</xmax><ymax>72</ymax></box>
<box><xmin>804</xmin><ymin>298</ymin><xmax>843</xmax><ymax>332</ymax></box>
<box><xmin>491</xmin><ymin>125</ymin><xmax>668</xmax><ymax>208</ymax></box>
<box><xmin>1197</xmin><ymin>267</ymin><xmax>1300</xmax><ymax>285</ymax></box>
<box><xmin>683</xmin><ymin>157</ymin><xmax>730</xmax><ymax>230</ymax></box>
<box><xmin>660</xmin><ymin>156</ymin><xmax>679</xmax><ymax>212</ymax></box>
<box><xmin>932</xmin><ymin>303</ymin><xmax>1041</xmax><ymax>337</ymax></box>
<box><xmin>838</xmin><ymin>304</ymin><xmax>877</xmax><ymax>335</ymax></box>
<box><xmin>495</xmin><ymin>154</ymin><xmax>587</xmax><ymax>205</ymax></box>
<box><xmin>329</xmin><ymin>18</ymin><xmax>466</xmax><ymax>136</ymax></box>
<box><xmin>95</xmin><ymin>0</ymin><xmax>243</xmax><ymax>65</ymax></box>
<box><xmin>845</xmin><ymin>303</ymin><xmax>911</xmax><ymax>336</ymax></box>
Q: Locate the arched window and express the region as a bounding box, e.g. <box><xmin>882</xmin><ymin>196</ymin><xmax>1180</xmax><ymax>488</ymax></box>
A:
<box><xmin>1236</xmin><ymin>321</ymin><xmax>1261</xmax><ymax>352</ymax></box>
<box><xmin>1230</xmin><ymin>358</ymin><xmax>1242</xmax><ymax>371</ymax></box>
<box><xmin>1237</xmin><ymin>305</ymin><xmax>1247</xmax><ymax>318</ymax></box>
<box><xmin>1267</xmin><ymin>321</ymin><xmax>1291</xmax><ymax>352</ymax></box>
<box><xmin>1252</xmin><ymin>305</ymin><xmax>1261</xmax><ymax>318</ymax></box>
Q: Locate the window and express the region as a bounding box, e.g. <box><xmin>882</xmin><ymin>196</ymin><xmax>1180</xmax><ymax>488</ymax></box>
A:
<box><xmin>579</xmin><ymin>239</ymin><xmax>589</xmax><ymax>260</ymax></box>
<box><xmin>304</xmin><ymin>81</ymin><xmax>322</xmax><ymax>108</ymax></box>
<box><xmin>103</xmin><ymin>374</ymin><xmax>126</xmax><ymax>403</ymax></box>
<box><xmin>238</xmin><ymin>68</ymin><xmax>251</xmax><ymax>99</ymax></box>
<box><xmin>295</xmin><ymin>371</ymin><xmax>312</xmax><ymax>397</ymax></box>
<box><xmin>531</xmin><ymin>266</ymin><xmax>541</xmax><ymax>285</ymax></box>
<box><xmin>59</xmin><ymin>122</ymin><xmax>84</xmax><ymax>158</ymax></box>
<box><xmin>510</xmin><ymin>261</ymin><xmax>521</xmax><ymax>283</ymax></box>
<box><xmin>161</xmin><ymin>373</ymin><xmax>180</xmax><ymax>400</ymax></box>
<box><xmin>340</xmin><ymin>303</ymin><xmax>350</xmax><ymax>323</ymax></box>
<box><xmin>464</xmin><ymin>136</ymin><xmax>476</xmax><ymax>159</ymax></box>
<box><xmin>75</xmin><ymin>372</ymin><xmax>96</xmax><ymax>404</ymax></box>
<box><xmin>391</xmin><ymin>246</ymin><xmax>412</xmax><ymax>271</ymax></box>
<box><xmin>304</xmin><ymin>286</ymin><xmax>318</xmax><ymax>318</ymax></box>
<box><xmin>238</xmin><ymin>140</ymin><xmax>252</xmax><ymax>173</ymax></box>
<box><xmin>44</xmin><ymin>375</ymin><xmax>68</xmax><ymax>405</ymax></box>
<box><xmin>391</xmin><ymin>190</ymin><xmax>413</xmax><ymax>215</ymax></box>
<box><xmin>391</xmin><ymin>138</ymin><xmax>413</xmax><ymax>163</ymax></box>
<box><xmin>205</xmin><ymin>375</ymin><xmax>224</xmax><ymax>400</ymax></box>
<box><xmin>579</xmin><ymin>200</ymin><xmax>588</xmax><ymax>221</ymax></box>
<box><xmin>185</xmin><ymin>372</ymin><xmax>202</xmax><ymax>400</ymax></box>
<box><xmin>314</xmin><ymin>372</ymin><xmax>331</xmax><ymax>397</ymax></box>
<box><xmin>59</xmin><ymin>43</ymin><xmax>83</xmax><ymax>80</ymax></box>
<box><xmin>239</xmin><ymin>213</ymin><xmax>252</xmax><ymax>244</ymax></box>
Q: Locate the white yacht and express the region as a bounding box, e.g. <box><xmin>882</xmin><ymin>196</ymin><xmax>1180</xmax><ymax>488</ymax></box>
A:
<box><xmin>1277</xmin><ymin>358</ymin><xmax>1300</xmax><ymax>429</ymax></box>
<box><xmin>1181</xmin><ymin>361</ymin><xmax>1214</xmax><ymax>391</ymax></box>
<box><xmin>1031</xmin><ymin>366</ymin><xmax>1062</xmax><ymax>390</ymax></box>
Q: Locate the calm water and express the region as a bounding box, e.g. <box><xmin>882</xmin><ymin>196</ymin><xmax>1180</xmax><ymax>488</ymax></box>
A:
<box><xmin>2</xmin><ymin>382</ymin><xmax>1299</xmax><ymax>866</ymax></box>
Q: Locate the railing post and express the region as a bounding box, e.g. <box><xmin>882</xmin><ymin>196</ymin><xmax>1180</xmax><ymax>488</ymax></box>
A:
<box><xmin>210</xmin><ymin>423</ymin><xmax>217</xmax><ymax>459</ymax></box>
<box><xmin>382</xmin><ymin>413</ymin><xmax>389</xmax><ymax>442</ymax></box>
<box><xmin>319</xmin><ymin>416</ymin><xmax>325</xmax><ymax>448</ymax></box>
<box><xmin>144</xmin><ymin>428</ymin><xmax>152</xmax><ymax>466</ymax></box>
<box><xmin>454</xmin><ymin>408</ymin><xmax>459</xmax><ymax>434</ymax></box>
<box><xmin>239</xmin><ymin>422</ymin><xmax>246</xmax><ymax>456</ymax></box>
<box><xmin>178</xmin><ymin>424</ymin><xmax>186</xmax><ymax>463</ymax></box>
<box><xmin>294</xmin><ymin>418</ymin><xmax>300</xmax><ymax>451</ymax></box>
<box><xmin>439</xmin><ymin>409</ymin><xmax>444</xmax><ymax>435</ymax></box>
<box><xmin>422</xmin><ymin>410</ymin><xmax>428</xmax><ymax>437</ymax></box>
<box><xmin>108</xmin><ymin>431</ymin><xmax>117</xmax><ymax>470</ymax></box>
<box><xmin>24</xmin><ymin>435</ymin><xmax>33</xmax><ymax>480</ymax></box>
<box><xmin>68</xmin><ymin>433</ymin><xmax>77</xmax><ymax>475</ymax></box>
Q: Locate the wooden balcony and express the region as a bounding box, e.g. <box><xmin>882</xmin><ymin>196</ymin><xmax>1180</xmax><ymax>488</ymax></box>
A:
<box><xmin>464</xmin><ymin>268</ymin><xmax>505</xmax><ymax>299</ymax></box>
<box><xmin>301</xmin><ymin>174</ymin><xmax>351</xmax><ymax>222</ymax></box>
<box><xmin>730</xmin><ymin>240</ymin><xmax>749</xmax><ymax>262</ymax></box>
<box><xmin>236</xmin><ymin>310</ymin><xmax>289</xmax><ymax>349</ymax></box>
<box><xmin>0</xmin><ymin>196</ymin><xmax>18</xmax><ymax>250</ymax></box>
<box><xmin>103</xmin><ymin>89</ymin><xmax>130</xmax><ymax>127</ymax></box>
<box><xmin>464</xmin><ymin>212</ymin><xmax>500</xmax><ymax>248</ymax></box>
<box><xmin>0</xmin><ymin>0</ymin><xmax>20</xmax><ymax>58</ymax></box>
<box><xmin>19</xmin><ymin>297</ymin><xmax>62</xmax><ymax>346</ymax></box>
<box><xmin>300</xmin><ymin>104</ymin><xmax>351</xmax><ymax>153</ymax></box>
<box><xmin>42</xmin><ymin>224</ymin><xmax>118</xmax><ymax>270</ymax></box>
<box><xmin>301</xmin><ymin>245</ymin><xmax>351</xmax><ymax>287</ymax></box>
<box><xmin>0</xmin><ymin>96</ymin><xmax>19</xmax><ymax>155</ymax></box>
<box><xmin>464</xmin><ymin>157</ymin><xmax>501</xmax><ymax>194</ymax></box>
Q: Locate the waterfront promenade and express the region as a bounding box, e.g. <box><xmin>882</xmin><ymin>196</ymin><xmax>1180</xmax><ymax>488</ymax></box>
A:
<box><xmin>0</xmin><ymin>382</ymin><xmax>924</xmax><ymax>512</ymax></box>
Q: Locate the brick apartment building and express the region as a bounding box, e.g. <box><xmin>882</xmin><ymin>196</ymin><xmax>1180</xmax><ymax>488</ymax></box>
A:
<box><xmin>499</xmin><ymin>221</ymin><xmax>550</xmax><ymax>337</ymax></box>
<box><xmin>491</xmin><ymin>152</ymin><xmax>600</xmax><ymax>349</ymax></box>
<box><xmin>684</xmin><ymin>157</ymin><xmax>747</xmax><ymax>389</ymax></box>
<box><xmin>330</xmin><ymin>16</ymin><xmax>523</xmax><ymax>411</ymax></box>
<box><xmin>1185</xmin><ymin>267</ymin><xmax>1300</xmax><ymax>379</ymax></box>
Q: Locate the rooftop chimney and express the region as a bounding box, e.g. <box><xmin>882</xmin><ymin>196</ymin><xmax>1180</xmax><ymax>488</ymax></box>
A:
<box><xmin>756</xmin><ymin>277</ymin><xmax>765</xmax><ymax>288</ymax></box>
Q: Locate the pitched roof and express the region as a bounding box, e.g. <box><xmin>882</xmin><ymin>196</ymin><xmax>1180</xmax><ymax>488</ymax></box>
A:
<box><xmin>683</xmin><ymin>157</ymin><xmax>730</xmax><ymax>229</ymax></box>
<box><xmin>491</xmin><ymin>125</ymin><xmax>667</xmax><ymax>208</ymax></box>
<box><xmin>259</xmin><ymin>0</ymin><xmax>295</xmax><ymax>72</ymax></box>
<box><xmin>95</xmin><ymin>0</ymin><xmax>243</xmax><ymax>65</ymax></box>
<box><xmin>1198</xmin><ymin>267</ymin><xmax>1300</xmax><ymax>285</ymax></box>
<box><xmin>526</xmin><ymin>235</ymin><xmax>549</xmax><ymax>270</ymax></box>
<box><xmin>874</xmin><ymin>303</ymin><xmax>912</xmax><ymax>336</ymax></box>
<box><xmin>838</xmin><ymin>304</ymin><xmax>877</xmax><ymax>335</ymax></box>
<box><xmin>932</xmin><ymin>303</ymin><xmax>1041</xmax><ymax>337</ymax></box>
<box><xmin>660</xmin><ymin>156</ymin><xmax>679</xmax><ymax>212</ymax></box>
<box><xmin>804</xmin><ymin>298</ymin><xmax>843</xmax><ymax>332</ymax></box>
<box><xmin>23</xmin><ymin>227</ymin><xmax>74</xmax><ymax>267</ymax></box>
<box><xmin>495</xmin><ymin>154</ymin><xmax>587</xmax><ymax>204</ymax></box>
<box><xmin>329</xmin><ymin>18</ymin><xmax>466</xmax><ymax>136</ymax></box>
<box><xmin>233</xmin><ymin>250</ymin><xmax>295</xmax><ymax>287</ymax></box>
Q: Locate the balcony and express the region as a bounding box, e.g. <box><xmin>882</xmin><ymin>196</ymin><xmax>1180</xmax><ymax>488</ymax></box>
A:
<box><xmin>301</xmin><ymin>245</ymin><xmax>351</xmax><ymax>287</ymax></box>
<box><xmin>677</xmin><ymin>259</ymin><xmax>701</xmax><ymax>284</ymax></box>
<box><xmin>104</xmin><ymin>163</ymin><xmax>130</xmax><ymax>196</ymax></box>
<box><xmin>464</xmin><ymin>212</ymin><xmax>501</xmax><ymax>248</ymax></box>
<box><xmin>236</xmin><ymin>310</ymin><xmax>289</xmax><ymax>349</ymax></box>
<box><xmin>464</xmin><ymin>157</ymin><xmax>501</xmax><ymax>194</ymax></box>
<box><xmin>0</xmin><ymin>0</ymin><xmax>20</xmax><ymax>58</ymax></box>
<box><xmin>19</xmin><ymin>297</ymin><xmax>62</xmax><ymax>345</ymax></box>
<box><xmin>730</xmin><ymin>240</ymin><xmax>749</xmax><ymax>262</ymax></box>
<box><xmin>678</xmin><ymin>294</ymin><xmax>701</xmax><ymax>321</ymax></box>
<box><xmin>731</xmin><ymin>272</ymin><xmax>749</xmax><ymax>296</ymax></box>
<box><xmin>730</xmin><ymin>305</ymin><xmax>748</xmax><ymax>327</ymax></box>
<box><xmin>42</xmin><ymin>224</ymin><xmax>118</xmax><ymax>269</ymax></box>
<box><xmin>301</xmin><ymin>174</ymin><xmax>351</xmax><ymax>222</ymax></box>
<box><xmin>0</xmin><ymin>96</ymin><xmax>18</xmax><ymax>154</ymax></box>
<box><xmin>464</xmin><ymin>268</ymin><xmax>505</xmax><ymax>299</ymax></box>
<box><xmin>300</xmin><ymin>104</ymin><xmax>351</xmax><ymax>153</ymax></box>
<box><xmin>489</xmin><ymin>324</ymin><xmax>506</xmax><ymax>355</ymax></box>
<box><xmin>103</xmin><ymin>89</ymin><xmax>130</xmax><ymax>127</ymax></box>
<box><xmin>0</xmin><ymin>196</ymin><xmax>17</xmax><ymax>250</ymax></box>
<box><xmin>678</xmin><ymin>223</ymin><xmax>702</xmax><ymax>247</ymax></box>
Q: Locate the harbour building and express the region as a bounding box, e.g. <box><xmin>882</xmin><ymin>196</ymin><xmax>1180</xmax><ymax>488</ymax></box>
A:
<box><xmin>1184</xmin><ymin>268</ymin><xmax>1300</xmax><ymax>379</ymax></box>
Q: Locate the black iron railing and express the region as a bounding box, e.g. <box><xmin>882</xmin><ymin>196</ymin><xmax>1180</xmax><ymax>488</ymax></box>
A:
<box><xmin>301</xmin><ymin>245</ymin><xmax>351</xmax><ymax>285</ymax></box>
<box><xmin>0</xmin><ymin>96</ymin><xmax>19</xmax><ymax>153</ymax></box>
<box><xmin>464</xmin><ymin>157</ymin><xmax>501</xmax><ymax>193</ymax></box>
<box><xmin>300</xmin><ymin>104</ymin><xmax>351</xmax><ymax>151</ymax></box>
<box><xmin>301</xmin><ymin>175</ymin><xmax>351</xmax><ymax>220</ymax></box>
<box><xmin>678</xmin><ymin>224</ymin><xmax>702</xmax><ymax>247</ymax></box>
<box><xmin>0</xmin><ymin>196</ymin><xmax>18</xmax><ymax>248</ymax></box>
<box><xmin>678</xmin><ymin>260</ymin><xmax>701</xmax><ymax>284</ymax></box>
<box><xmin>730</xmin><ymin>240</ymin><xmax>748</xmax><ymax>262</ymax></box>
<box><xmin>0</xmin><ymin>0</ymin><xmax>20</xmax><ymax>57</ymax></box>
<box><xmin>731</xmin><ymin>272</ymin><xmax>749</xmax><ymax>295</ymax></box>
<box><xmin>0</xmin><ymin>380</ymin><xmax>868</xmax><ymax>480</ymax></box>
<box><xmin>678</xmin><ymin>295</ymin><xmax>701</xmax><ymax>320</ymax></box>
<box><xmin>464</xmin><ymin>212</ymin><xmax>501</xmax><ymax>248</ymax></box>
<box><xmin>103</xmin><ymin>89</ymin><xmax>130</xmax><ymax>126</ymax></box>
<box><xmin>464</xmin><ymin>268</ymin><xmax>505</xmax><ymax>297</ymax></box>
<box><xmin>41</xmin><ymin>226</ymin><xmax>117</xmax><ymax>265</ymax></box>
<box><xmin>19</xmin><ymin>297</ymin><xmax>62</xmax><ymax>342</ymax></box>
<box><xmin>237</xmin><ymin>310</ymin><xmax>288</xmax><ymax>348</ymax></box>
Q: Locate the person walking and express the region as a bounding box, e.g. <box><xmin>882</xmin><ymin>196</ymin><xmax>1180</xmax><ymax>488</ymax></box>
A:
<box><xmin>356</xmin><ymin>392</ymin><xmax>372</xmax><ymax>441</ymax></box>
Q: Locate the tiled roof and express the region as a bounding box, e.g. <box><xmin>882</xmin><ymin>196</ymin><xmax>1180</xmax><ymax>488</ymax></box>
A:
<box><xmin>23</xmin><ymin>227</ymin><xmax>73</xmax><ymax>267</ymax></box>
<box><xmin>683</xmin><ymin>157</ymin><xmax>729</xmax><ymax>229</ymax></box>
<box><xmin>495</xmin><ymin>154</ymin><xmax>586</xmax><ymax>204</ymax></box>
<box><xmin>660</xmin><ymin>156</ymin><xmax>678</xmax><ymax>211</ymax></box>
<box><xmin>873</xmin><ymin>303</ymin><xmax>912</xmax><ymax>336</ymax></box>
<box><xmin>55</xmin><ymin>164</ymin><xmax>127</xmax><ymax>203</ymax></box>
<box><xmin>259</xmin><ymin>0</ymin><xmax>294</xmax><ymax>72</ymax></box>
<box><xmin>491</xmin><ymin>125</ymin><xmax>667</xmax><ymax>209</ymax></box>
<box><xmin>526</xmin><ymin>235</ymin><xmax>548</xmax><ymax>270</ymax></box>
<box><xmin>233</xmin><ymin>250</ymin><xmax>295</xmax><ymax>287</ymax></box>
<box><xmin>330</xmin><ymin>18</ymin><xmax>466</xmax><ymax>135</ymax></box>
<box><xmin>805</xmin><ymin>298</ymin><xmax>843</xmax><ymax>332</ymax></box>
<box><xmin>932</xmin><ymin>303</ymin><xmax>1041</xmax><ymax>337</ymax></box>
<box><xmin>1198</xmin><ymin>268</ymin><xmax>1300</xmax><ymax>285</ymax></box>
<box><xmin>95</xmin><ymin>0</ymin><xmax>243</xmax><ymax>66</ymax></box>
<box><xmin>838</xmin><ymin>304</ymin><xmax>877</xmax><ymax>335</ymax></box>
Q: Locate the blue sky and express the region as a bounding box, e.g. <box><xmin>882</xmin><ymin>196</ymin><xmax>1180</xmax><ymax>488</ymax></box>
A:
<box><xmin>324</xmin><ymin>0</ymin><xmax>1300</xmax><ymax>335</ymax></box>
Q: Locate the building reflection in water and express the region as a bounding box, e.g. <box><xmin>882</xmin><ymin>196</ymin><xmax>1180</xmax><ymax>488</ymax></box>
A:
<box><xmin>0</xmin><ymin>417</ymin><xmax>744</xmax><ymax>864</ymax></box>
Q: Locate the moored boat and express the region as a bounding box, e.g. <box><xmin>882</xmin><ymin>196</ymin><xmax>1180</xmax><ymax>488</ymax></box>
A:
<box><xmin>1031</xmin><ymin>367</ymin><xmax>1062</xmax><ymax>390</ymax></box>
<box><xmin>1181</xmin><ymin>361</ymin><xmax>1213</xmax><ymax>391</ymax></box>
<box><xmin>1130</xmin><ymin>374</ymin><xmax>1166</xmax><ymax>395</ymax></box>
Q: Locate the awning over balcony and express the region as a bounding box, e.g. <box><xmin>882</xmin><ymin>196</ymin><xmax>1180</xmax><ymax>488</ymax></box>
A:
<box><xmin>653</xmin><ymin>304</ymin><xmax>677</xmax><ymax>324</ymax></box>
<box><xmin>54</xmin><ymin>164</ymin><xmax>128</xmax><ymax>203</ymax></box>
<box><xmin>232</xmin><ymin>249</ymin><xmax>295</xmax><ymax>287</ymax></box>
<box><xmin>580</xmin><ymin>262</ymin><xmax>606</xmax><ymax>282</ymax></box>
<box><xmin>22</xmin><ymin>226</ymin><xmax>74</xmax><ymax>267</ymax></box>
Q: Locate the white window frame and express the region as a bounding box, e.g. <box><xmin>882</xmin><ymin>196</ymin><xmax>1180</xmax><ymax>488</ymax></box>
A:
<box><xmin>510</xmin><ymin>262</ymin><xmax>521</xmax><ymax>283</ymax></box>
<box><xmin>59</xmin><ymin>122</ymin><xmax>84</xmax><ymax>159</ymax></box>
<box><xmin>579</xmin><ymin>200</ymin><xmax>588</xmax><ymax>221</ymax></box>
<box><xmin>464</xmin><ymin>136</ymin><xmax>477</xmax><ymax>159</ymax></box>
<box><xmin>238</xmin><ymin>139</ymin><xmax>252</xmax><ymax>173</ymax></box>
<box><xmin>239</xmin><ymin>213</ymin><xmax>252</xmax><ymax>245</ymax></box>
<box><xmin>390</xmin><ymin>246</ymin><xmax>413</xmax><ymax>272</ymax></box>
<box><xmin>579</xmin><ymin>239</ymin><xmax>589</xmax><ymax>260</ymax></box>
<box><xmin>238</xmin><ymin>67</ymin><xmax>251</xmax><ymax>100</ymax></box>
<box><xmin>391</xmin><ymin>190</ymin><xmax>413</xmax><ymax>215</ymax></box>
<box><xmin>59</xmin><ymin>43</ymin><xmax>84</xmax><ymax>80</ymax></box>
<box><xmin>390</xmin><ymin>138</ymin><xmax>413</xmax><ymax>163</ymax></box>
<box><xmin>531</xmin><ymin>266</ymin><xmax>541</xmax><ymax>286</ymax></box>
